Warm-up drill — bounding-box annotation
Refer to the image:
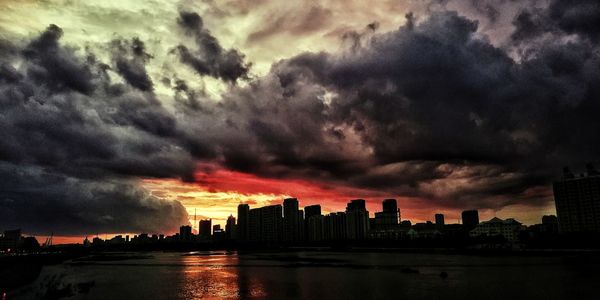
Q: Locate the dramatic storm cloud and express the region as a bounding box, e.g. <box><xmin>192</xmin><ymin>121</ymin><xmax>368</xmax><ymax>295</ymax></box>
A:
<box><xmin>1</xmin><ymin>0</ymin><xmax>600</xmax><ymax>235</ymax></box>
<box><xmin>173</xmin><ymin>11</ymin><xmax>250</xmax><ymax>83</ymax></box>
<box><xmin>0</xmin><ymin>24</ymin><xmax>194</xmax><ymax>234</ymax></box>
<box><xmin>0</xmin><ymin>163</ymin><xmax>188</xmax><ymax>235</ymax></box>
<box><xmin>211</xmin><ymin>7</ymin><xmax>600</xmax><ymax>211</ymax></box>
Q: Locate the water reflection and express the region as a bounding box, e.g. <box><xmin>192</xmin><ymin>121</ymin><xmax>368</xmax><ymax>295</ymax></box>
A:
<box><xmin>178</xmin><ymin>252</ymin><xmax>265</xmax><ymax>299</ymax></box>
<box><xmin>9</xmin><ymin>251</ymin><xmax>600</xmax><ymax>299</ymax></box>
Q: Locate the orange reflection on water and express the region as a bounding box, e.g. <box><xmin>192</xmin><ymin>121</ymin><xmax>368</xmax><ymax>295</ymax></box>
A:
<box><xmin>178</xmin><ymin>252</ymin><xmax>266</xmax><ymax>299</ymax></box>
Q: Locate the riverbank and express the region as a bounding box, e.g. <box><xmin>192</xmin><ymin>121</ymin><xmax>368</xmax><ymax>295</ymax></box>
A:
<box><xmin>0</xmin><ymin>250</ymin><xmax>89</xmax><ymax>294</ymax></box>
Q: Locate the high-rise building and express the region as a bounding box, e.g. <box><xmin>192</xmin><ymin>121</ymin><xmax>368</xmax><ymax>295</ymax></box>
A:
<box><xmin>541</xmin><ymin>215</ymin><xmax>559</xmax><ymax>234</ymax></box>
<box><xmin>283</xmin><ymin>198</ymin><xmax>300</xmax><ymax>242</ymax></box>
<box><xmin>553</xmin><ymin>164</ymin><xmax>600</xmax><ymax>233</ymax></box>
<box><xmin>462</xmin><ymin>210</ymin><xmax>479</xmax><ymax>228</ymax></box>
<box><xmin>304</xmin><ymin>205</ymin><xmax>321</xmax><ymax>219</ymax></box>
<box><xmin>374</xmin><ymin>199</ymin><xmax>399</xmax><ymax>229</ymax></box>
<box><xmin>298</xmin><ymin>209</ymin><xmax>305</xmax><ymax>241</ymax></box>
<box><xmin>346</xmin><ymin>199</ymin><xmax>366</xmax><ymax>211</ymax></box>
<box><xmin>382</xmin><ymin>199</ymin><xmax>397</xmax><ymax>213</ymax></box>
<box><xmin>324</xmin><ymin>212</ymin><xmax>347</xmax><ymax>240</ymax></box>
<box><xmin>199</xmin><ymin>219</ymin><xmax>212</xmax><ymax>238</ymax></box>
<box><xmin>237</xmin><ymin>204</ymin><xmax>249</xmax><ymax>241</ymax></box>
<box><xmin>346</xmin><ymin>199</ymin><xmax>370</xmax><ymax>240</ymax></box>
<box><xmin>226</xmin><ymin>215</ymin><xmax>236</xmax><ymax>239</ymax></box>
<box><xmin>435</xmin><ymin>214</ymin><xmax>445</xmax><ymax>227</ymax></box>
<box><xmin>179</xmin><ymin>225</ymin><xmax>192</xmax><ymax>241</ymax></box>
<box><xmin>304</xmin><ymin>205</ymin><xmax>322</xmax><ymax>241</ymax></box>
<box><xmin>307</xmin><ymin>215</ymin><xmax>324</xmax><ymax>241</ymax></box>
<box><xmin>248</xmin><ymin>204</ymin><xmax>283</xmax><ymax>242</ymax></box>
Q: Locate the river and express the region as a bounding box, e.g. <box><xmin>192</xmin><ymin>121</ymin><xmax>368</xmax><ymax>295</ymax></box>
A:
<box><xmin>8</xmin><ymin>251</ymin><xmax>600</xmax><ymax>299</ymax></box>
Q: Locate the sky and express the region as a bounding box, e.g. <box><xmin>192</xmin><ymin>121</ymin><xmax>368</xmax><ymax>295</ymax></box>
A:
<box><xmin>1</xmin><ymin>0</ymin><xmax>600</xmax><ymax>242</ymax></box>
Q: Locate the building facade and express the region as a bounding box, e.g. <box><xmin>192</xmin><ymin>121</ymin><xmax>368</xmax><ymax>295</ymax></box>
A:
<box><xmin>435</xmin><ymin>214</ymin><xmax>445</xmax><ymax>227</ymax></box>
<box><xmin>283</xmin><ymin>198</ymin><xmax>300</xmax><ymax>242</ymax></box>
<box><xmin>374</xmin><ymin>199</ymin><xmax>399</xmax><ymax>230</ymax></box>
<box><xmin>324</xmin><ymin>212</ymin><xmax>347</xmax><ymax>240</ymax></box>
<box><xmin>553</xmin><ymin>165</ymin><xmax>600</xmax><ymax>233</ymax></box>
<box><xmin>249</xmin><ymin>204</ymin><xmax>283</xmax><ymax>242</ymax></box>
<box><xmin>346</xmin><ymin>199</ymin><xmax>370</xmax><ymax>240</ymax></box>
<box><xmin>226</xmin><ymin>215</ymin><xmax>236</xmax><ymax>239</ymax></box>
<box><xmin>199</xmin><ymin>219</ymin><xmax>212</xmax><ymax>238</ymax></box>
<box><xmin>462</xmin><ymin>210</ymin><xmax>480</xmax><ymax>228</ymax></box>
<box><xmin>469</xmin><ymin>217</ymin><xmax>523</xmax><ymax>242</ymax></box>
<box><xmin>237</xmin><ymin>204</ymin><xmax>249</xmax><ymax>241</ymax></box>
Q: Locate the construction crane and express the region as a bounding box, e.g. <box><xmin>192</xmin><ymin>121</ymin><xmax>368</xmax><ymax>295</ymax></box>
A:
<box><xmin>194</xmin><ymin>208</ymin><xmax>197</xmax><ymax>234</ymax></box>
<box><xmin>43</xmin><ymin>232</ymin><xmax>53</xmax><ymax>247</ymax></box>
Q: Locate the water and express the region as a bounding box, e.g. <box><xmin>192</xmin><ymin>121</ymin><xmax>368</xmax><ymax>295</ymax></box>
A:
<box><xmin>9</xmin><ymin>251</ymin><xmax>600</xmax><ymax>299</ymax></box>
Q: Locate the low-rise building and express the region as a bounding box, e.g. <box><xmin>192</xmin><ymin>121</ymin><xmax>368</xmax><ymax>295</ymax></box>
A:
<box><xmin>469</xmin><ymin>217</ymin><xmax>524</xmax><ymax>242</ymax></box>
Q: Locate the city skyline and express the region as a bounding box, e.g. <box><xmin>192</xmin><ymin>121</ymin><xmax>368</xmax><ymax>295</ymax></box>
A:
<box><xmin>10</xmin><ymin>161</ymin><xmax>598</xmax><ymax>245</ymax></box>
<box><xmin>4</xmin><ymin>165</ymin><xmax>596</xmax><ymax>245</ymax></box>
<box><xmin>6</xmin><ymin>189</ymin><xmax>562</xmax><ymax>246</ymax></box>
<box><xmin>3</xmin><ymin>195</ymin><xmax>565</xmax><ymax>250</ymax></box>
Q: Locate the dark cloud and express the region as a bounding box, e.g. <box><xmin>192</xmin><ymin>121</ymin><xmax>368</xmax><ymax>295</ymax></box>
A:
<box><xmin>512</xmin><ymin>0</ymin><xmax>600</xmax><ymax>43</ymax></box>
<box><xmin>22</xmin><ymin>24</ymin><xmax>96</xmax><ymax>95</ymax></box>
<box><xmin>111</xmin><ymin>37</ymin><xmax>154</xmax><ymax>91</ymax></box>
<box><xmin>0</xmin><ymin>24</ymin><xmax>196</xmax><ymax>234</ymax></box>
<box><xmin>547</xmin><ymin>0</ymin><xmax>600</xmax><ymax>41</ymax></box>
<box><xmin>174</xmin><ymin>11</ymin><xmax>250</xmax><ymax>83</ymax></box>
<box><xmin>0</xmin><ymin>163</ymin><xmax>189</xmax><ymax>235</ymax></box>
<box><xmin>210</xmin><ymin>10</ymin><xmax>600</xmax><ymax>210</ymax></box>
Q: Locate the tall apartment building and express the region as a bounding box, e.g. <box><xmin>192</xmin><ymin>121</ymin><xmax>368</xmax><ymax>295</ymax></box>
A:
<box><xmin>248</xmin><ymin>204</ymin><xmax>283</xmax><ymax>242</ymax></box>
<box><xmin>346</xmin><ymin>199</ymin><xmax>370</xmax><ymax>240</ymax></box>
<box><xmin>283</xmin><ymin>198</ymin><xmax>300</xmax><ymax>242</ymax></box>
<box><xmin>462</xmin><ymin>210</ymin><xmax>480</xmax><ymax>229</ymax></box>
<box><xmin>237</xmin><ymin>204</ymin><xmax>249</xmax><ymax>241</ymax></box>
<box><xmin>374</xmin><ymin>199</ymin><xmax>399</xmax><ymax>229</ymax></box>
<box><xmin>553</xmin><ymin>164</ymin><xmax>600</xmax><ymax>233</ymax></box>
<box><xmin>324</xmin><ymin>212</ymin><xmax>347</xmax><ymax>240</ymax></box>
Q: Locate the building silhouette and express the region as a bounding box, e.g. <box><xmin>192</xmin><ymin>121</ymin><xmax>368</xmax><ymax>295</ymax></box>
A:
<box><xmin>213</xmin><ymin>224</ymin><xmax>225</xmax><ymax>240</ymax></box>
<box><xmin>346</xmin><ymin>199</ymin><xmax>370</xmax><ymax>240</ymax></box>
<box><xmin>249</xmin><ymin>204</ymin><xmax>283</xmax><ymax>242</ymax></box>
<box><xmin>374</xmin><ymin>199</ymin><xmax>399</xmax><ymax>229</ymax></box>
<box><xmin>237</xmin><ymin>204</ymin><xmax>250</xmax><ymax>241</ymax></box>
<box><xmin>541</xmin><ymin>215</ymin><xmax>559</xmax><ymax>233</ymax></box>
<box><xmin>199</xmin><ymin>219</ymin><xmax>212</xmax><ymax>238</ymax></box>
<box><xmin>553</xmin><ymin>164</ymin><xmax>600</xmax><ymax>233</ymax></box>
<box><xmin>305</xmin><ymin>205</ymin><xmax>321</xmax><ymax>219</ymax></box>
<box><xmin>298</xmin><ymin>209</ymin><xmax>305</xmax><ymax>241</ymax></box>
<box><xmin>307</xmin><ymin>215</ymin><xmax>325</xmax><ymax>241</ymax></box>
<box><xmin>283</xmin><ymin>198</ymin><xmax>300</xmax><ymax>242</ymax></box>
<box><xmin>226</xmin><ymin>215</ymin><xmax>236</xmax><ymax>239</ymax></box>
<box><xmin>435</xmin><ymin>214</ymin><xmax>445</xmax><ymax>227</ymax></box>
<box><xmin>469</xmin><ymin>217</ymin><xmax>523</xmax><ymax>242</ymax></box>
<box><xmin>179</xmin><ymin>225</ymin><xmax>192</xmax><ymax>241</ymax></box>
<box><xmin>324</xmin><ymin>212</ymin><xmax>347</xmax><ymax>240</ymax></box>
<box><xmin>462</xmin><ymin>210</ymin><xmax>479</xmax><ymax>228</ymax></box>
<box><xmin>305</xmin><ymin>205</ymin><xmax>323</xmax><ymax>241</ymax></box>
